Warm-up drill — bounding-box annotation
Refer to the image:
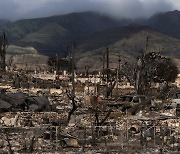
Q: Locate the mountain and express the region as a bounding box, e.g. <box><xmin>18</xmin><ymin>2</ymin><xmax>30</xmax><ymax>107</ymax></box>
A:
<box><xmin>76</xmin><ymin>24</ymin><xmax>180</xmax><ymax>70</ymax></box>
<box><xmin>0</xmin><ymin>19</ymin><xmax>10</xmax><ymax>26</ymax></box>
<box><xmin>147</xmin><ymin>10</ymin><xmax>180</xmax><ymax>39</ymax></box>
<box><xmin>78</xmin><ymin>24</ymin><xmax>149</xmax><ymax>53</ymax></box>
<box><xmin>1</xmin><ymin>10</ymin><xmax>180</xmax><ymax>71</ymax></box>
<box><xmin>0</xmin><ymin>12</ymin><xmax>130</xmax><ymax>56</ymax></box>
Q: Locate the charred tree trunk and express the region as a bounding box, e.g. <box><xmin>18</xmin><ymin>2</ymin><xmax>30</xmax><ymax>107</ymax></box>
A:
<box><xmin>5</xmin><ymin>133</ymin><xmax>13</xmax><ymax>154</ymax></box>
<box><xmin>92</xmin><ymin>108</ymin><xmax>112</xmax><ymax>127</ymax></box>
<box><xmin>67</xmin><ymin>92</ymin><xmax>78</xmax><ymax>122</ymax></box>
<box><xmin>106</xmin><ymin>48</ymin><xmax>109</xmax><ymax>82</ymax></box>
<box><xmin>99</xmin><ymin>109</ymin><xmax>112</xmax><ymax>126</ymax></box>
<box><xmin>0</xmin><ymin>32</ymin><xmax>8</xmax><ymax>71</ymax></box>
<box><xmin>29</xmin><ymin>135</ymin><xmax>36</xmax><ymax>153</ymax></box>
<box><xmin>67</xmin><ymin>42</ymin><xmax>77</xmax><ymax>123</ymax></box>
<box><xmin>106</xmin><ymin>81</ymin><xmax>116</xmax><ymax>98</ymax></box>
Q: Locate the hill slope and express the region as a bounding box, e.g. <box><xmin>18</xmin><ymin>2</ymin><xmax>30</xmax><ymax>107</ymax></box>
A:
<box><xmin>0</xmin><ymin>12</ymin><xmax>130</xmax><ymax>55</ymax></box>
<box><xmin>77</xmin><ymin>25</ymin><xmax>180</xmax><ymax>70</ymax></box>
<box><xmin>0</xmin><ymin>19</ymin><xmax>10</xmax><ymax>25</ymax></box>
<box><xmin>1</xmin><ymin>11</ymin><xmax>180</xmax><ymax>71</ymax></box>
<box><xmin>147</xmin><ymin>10</ymin><xmax>180</xmax><ymax>39</ymax></box>
<box><xmin>6</xmin><ymin>45</ymin><xmax>48</xmax><ymax>70</ymax></box>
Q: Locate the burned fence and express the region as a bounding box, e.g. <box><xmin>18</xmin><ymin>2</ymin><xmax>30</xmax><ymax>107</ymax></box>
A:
<box><xmin>0</xmin><ymin>111</ymin><xmax>178</xmax><ymax>153</ymax></box>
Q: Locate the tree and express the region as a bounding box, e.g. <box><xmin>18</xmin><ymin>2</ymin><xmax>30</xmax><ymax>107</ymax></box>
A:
<box><xmin>155</xmin><ymin>57</ymin><xmax>178</xmax><ymax>83</ymax></box>
<box><xmin>121</xmin><ymin>61</ymin><xmax>136</xmax><ymax>84</ymax></box>
<box><xmin>135</xmin><ymin>51</ymin><xmax>178</xmax><ymax>95</ymax></box>
<box><xmin>47</xmin><ymin>56</ymin><xmax>68</xmax><ymax>73</ymax></box>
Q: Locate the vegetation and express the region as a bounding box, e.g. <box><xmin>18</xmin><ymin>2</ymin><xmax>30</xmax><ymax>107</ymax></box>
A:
<box><xmin>135</xmin><ymin>51</ymin><xmax>178</xmax><ymax>95</ymax></box>
<box><xmin>47</xmin><ymin>56</ymin><xmax>69</xmax><ymax>73</ymax></box>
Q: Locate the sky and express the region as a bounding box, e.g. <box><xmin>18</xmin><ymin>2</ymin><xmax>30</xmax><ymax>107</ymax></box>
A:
<box><xmin>0</xmin><ymin>0</ymin><xmax>180</xmax><ymax>20</ymax></box>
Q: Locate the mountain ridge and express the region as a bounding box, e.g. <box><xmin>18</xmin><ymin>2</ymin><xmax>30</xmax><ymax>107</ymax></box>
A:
<box><xmin>0</xmin><ymin>10</ymin><xmax>180</xmax><ymax>70</ymax></box>
<box><xmin>147</xmin><ymin>10</ymin><xmax>180</xmax><ymax>39</ymax></box>
<box><xmin>0</xmin><ymin>11</ymin><xmax>131</xmax><ymax>55</ymax></box>
<box><xmin>76</xmin><ymin>24</ymin><xmax>180</xmax><ymax>70</ymax></box>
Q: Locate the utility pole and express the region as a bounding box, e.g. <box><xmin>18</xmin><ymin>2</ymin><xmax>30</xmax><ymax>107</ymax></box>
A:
<box><xmin>106</xmin><ymin>48</ymin><xmax>109</xmax><ymax>82</ymax></box>
<box><xmin>85</xmin><ymin>65</ymin><xmax>89</xmax><ymax>77</ymax></box>
<box><xmin>0</xmin><ymin>32</ymin><xmax>8</xmax><ymax>71</ymax></box>
<box><xmin>56</xmin><ymin>54</ymin><xmax>58</xmax><ymax>72</ymax></box>
<box><xmin>71</xmin><ymin>42</ymin><xmax>75</xmax><ymax>102</ymax></box>
<box><xmin>56</xmin><ymin>54</ymin><xmax>59</xmax><ymax>80</ymax></box>
<box><xmin>102</xmin><ymin>52</ymin><xmax>105</xmax><ymax>82</ymax></box>
<box><xmin>118</xmin><ymin>54</ymin><xmax>121</xmax><ymax>72</ymax></box>
<box><xmin>145</xmin><ymin>36</ymin><xmax>149</xmax><ymax>52</ymax></box>
<box><xmin>100</xmin><ymin>52</ymin><xmax>105</xmax><ymax>83</ymax></box>
<box><xmin>26</xmin><ymin>62</ymin><xmax>28</xmax><ymax>72</ymax></box>
<box><xmin>116</xmin><ymin>68</ymin><xmax>119</xmax><ymax>96</ymax></box>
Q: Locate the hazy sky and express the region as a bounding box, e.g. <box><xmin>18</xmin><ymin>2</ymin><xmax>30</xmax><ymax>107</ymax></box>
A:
<box><xmin>0</xmin><ymin>0</ymin><xmax>180</xmax><ymax>20</ymax></box>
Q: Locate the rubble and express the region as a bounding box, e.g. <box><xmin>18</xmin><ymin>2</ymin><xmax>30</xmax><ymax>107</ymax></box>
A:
<box><xmin>0</xmin><ymin>70</ymin><xmax>178</xmax><ymax>153</ymax></box>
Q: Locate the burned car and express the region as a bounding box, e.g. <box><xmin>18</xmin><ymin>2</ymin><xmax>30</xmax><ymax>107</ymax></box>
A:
<box><xmin>107</xmin><ymin>95</ymin><xmax>151</xmax><ymax>114</ymax></box>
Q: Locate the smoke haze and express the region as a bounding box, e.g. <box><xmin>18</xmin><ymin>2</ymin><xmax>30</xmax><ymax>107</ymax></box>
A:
<box><xmin>0</xmin><ymin>0</ymin><xmax>179</xmax><ymax>20</ymax></box>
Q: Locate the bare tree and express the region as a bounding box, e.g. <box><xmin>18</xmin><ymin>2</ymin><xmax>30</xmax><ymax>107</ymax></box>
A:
<box><xmin>4</xmin><ymin>132</ymin><xmax>13</xmax><ymax>154</ymax></box>
<box><xmin>66</xmin><ymin>89</ymin><xmax>78</xmax><ymax>122</ymax></box>
<box><xmin>0</xmin><ymin>32</ymin><xmax>8</xmax><ymax>71</ymax></box>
